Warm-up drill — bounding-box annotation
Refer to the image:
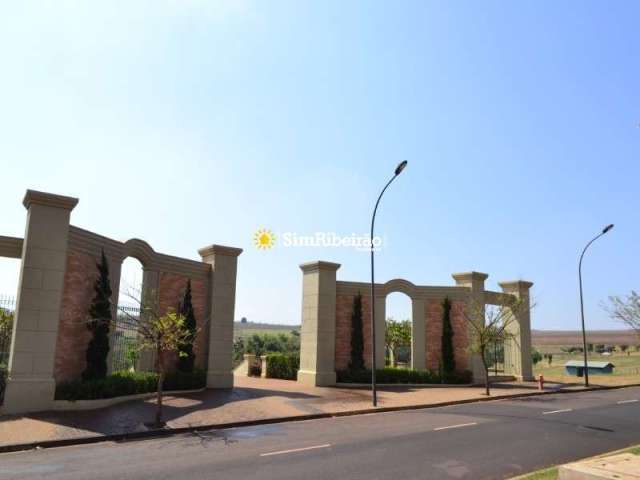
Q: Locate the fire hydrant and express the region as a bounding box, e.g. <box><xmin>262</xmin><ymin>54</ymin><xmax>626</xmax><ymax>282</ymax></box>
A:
<box><xmin>538</xmin><ymin>374</ymin><xmax>544</xmax><ymax>391</ymax></box>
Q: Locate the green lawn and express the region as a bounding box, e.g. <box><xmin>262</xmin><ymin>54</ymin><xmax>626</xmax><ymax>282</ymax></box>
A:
<box><xmin>533</xmin><ymin>351</ymin><xmax>640</xmax><ymax>386</ymax></box>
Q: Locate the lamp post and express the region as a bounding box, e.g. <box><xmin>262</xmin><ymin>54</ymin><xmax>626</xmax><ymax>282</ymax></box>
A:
<box><xmin>578</xmin><ymin>224</ymin><xmax>614</xmax><ymax>387</ymax></box>
<box><xmin>370</xmin><ymin>160</ymin><xmax>408</xmax><ymax>407</ymax></box>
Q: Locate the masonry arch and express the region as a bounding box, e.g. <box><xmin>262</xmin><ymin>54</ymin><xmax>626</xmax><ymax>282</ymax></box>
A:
<box><xmin>381</xmin><ymin>279</ymin><xmax>426</xmax><ymax>370</ymax></box>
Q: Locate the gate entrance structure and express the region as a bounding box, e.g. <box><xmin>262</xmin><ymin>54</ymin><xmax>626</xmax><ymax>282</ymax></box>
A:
<box><xmin>297</xmin><ymin>261</ymin><xmax>534</xmax><ymax>386</ymax></box>
<box><xmin>0</xmin><ymin>190</ymin><xmax>242</xmax><ymax>414</ymax></box>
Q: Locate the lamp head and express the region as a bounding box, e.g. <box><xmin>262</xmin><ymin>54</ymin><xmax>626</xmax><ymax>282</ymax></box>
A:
<box><xmin>394</xmin><ymin>160</ymin><xmax>408</xmax><ymax>176</ymax></box>
<box><xmin>602</xmin><ymin>224</ymin><xmax>614</xmax><ymax>234</ymax></box>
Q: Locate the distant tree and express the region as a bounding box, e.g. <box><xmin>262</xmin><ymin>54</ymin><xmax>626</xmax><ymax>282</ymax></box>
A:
<box><xmin>349</xmin><ymin>293</ymin><xmax>365</xmax><ymax>371</ymax></box>
<box><xmin>595</xmin><ymin>344</ymin><xmax>606</xmax><ymax>354</ymax></box>
<box><xmin>547</xmin><ymin>353</ymin><xmax>553</xmax><ymax>365</ymax></box>
<box><xmin>604</xmin><ymin>292</ymin><xmax>640</xmax><ymax>337</ymax></box>
<box><xmin>531</xmin><ymin>348</ymin><xmax>543</xmax><ymax>366</ymax></box>
<box><xmin>441</xmin><ymin>297</ymin><xmax>456</xmax><ymax>376</ymax></box>
<box><xmin>386</xmin><ymin>318</ymin><xmax>411</xmax><ymax>367</ymax></box>
<box><xmin>619</xmin><ymin>344</ymin><xmax>629</xmax><ymax>353</ymax></box>
<box><xmin>587</xmin><ymin>343</ymin><xmax>594</xmax><ymax>353</ymax></box>
<box><xmin>83</xmin><ymin>251</ymin><xmax>113</xmax><ymax>381</ymax></box>
<box><xmin>177</xmin><ymin>279</ymin><xmax>196</xmax><ymax>373</ymax></box>
<box><xmin>464</xmin><ymin>298</ymin><xmax>531</xmax><ymax>396</ymax></box>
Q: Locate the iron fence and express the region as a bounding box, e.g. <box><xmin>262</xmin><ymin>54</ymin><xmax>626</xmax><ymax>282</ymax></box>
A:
<box><xmin>486</xmin><ymin>339</ymin><xmax>505</xmax><ymax>375</ymax></box>
<box><xmin>111</xmin><ymin>305</ymin><xmax>143</xmax><ymax>373</ymax></box>
<box><xmin>0</xmin><ymin>295</ymin><xmax>16</xmax><ymax>368</ymax></box>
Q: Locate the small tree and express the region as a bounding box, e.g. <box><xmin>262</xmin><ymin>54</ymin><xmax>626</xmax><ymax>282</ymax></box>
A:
<box><xmin>604</xmin><ymin>291</ymin><xmax>640</xmax><ymax>337</ymax></box>
<box><xmin>385</xmin><ymin>318</ymin><xmax>411</xmax><ymax>367</ymax></box>
<box><xmin>177</xmin><ymin>279</ymin><xmax>196</xmax><ymax>373</ymax></box>
<box><xmin>349</xmin><ymin>293</ymin><xmax>365</xmax><ymax>371</ymax></box>
<box><xmin>441</xmin><ymin>297</ymin><xmax>456</xmax><ymax>376</ymax></box>
<box><xmin>120</xmin><ymin>290</ymin><xmax>192</xmax><ymax>427</ymax></box>
<box><xmin>464</xmin><ymin>298</ymin><xmax>529</xmax><ymax>396</ymax></box>
<box><xmin>83</xmin><ymin>251</ymin><xmax>113</xmax><ymax>381</ymax></box>
<box><xmin>547</xmin><ymin>353</ymin><xmax>553</xmax><ymax>365</ymax></box>
<box><xmin>531</xmin><ymin>348</ymin><xmax>542</xmax><ymax>366</ymax></box>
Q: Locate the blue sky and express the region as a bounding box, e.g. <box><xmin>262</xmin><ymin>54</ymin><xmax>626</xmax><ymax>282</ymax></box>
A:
<box><xmin>0</xmin><ymin>1</ymin><xmax>638</xmax><ymax>330</ymax></box>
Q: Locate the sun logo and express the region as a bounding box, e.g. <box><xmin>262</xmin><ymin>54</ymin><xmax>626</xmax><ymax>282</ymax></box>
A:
<box><xmin>254</xmin><ymin>228</ymin><xmax>276</xmax><ymax>250</ymax></box>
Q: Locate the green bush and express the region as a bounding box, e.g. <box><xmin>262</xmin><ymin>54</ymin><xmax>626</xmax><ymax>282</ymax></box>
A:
<box><xmin>336</xmin><ymin>368</ymin><xmax>472</xmax><ymax>384</ymax></box>
<box><xmin>55</xmin><ymin>368</ymin><xmax>206</xmax><ymax>401</ymax></box>
<box><xmin>265</xmin><ymin>353</ymin><xmax>299</xmax><ymax>380</ymax></box>
<box><xmin>0</xmin><ymin>365</ymin><xmax>7</xmax><ymax>403</ymax></box>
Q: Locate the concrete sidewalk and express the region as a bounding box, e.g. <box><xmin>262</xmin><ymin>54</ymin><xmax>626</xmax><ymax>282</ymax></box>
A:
<box><xmin>0</xmin><ymin>376</ymin><xmax>577</xmax><ymax>449</ymax></box>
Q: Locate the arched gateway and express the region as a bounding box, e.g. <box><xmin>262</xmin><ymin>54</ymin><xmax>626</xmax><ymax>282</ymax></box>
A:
<box><xmin>297</xmin><ymin>261</ymin><xmax>534</xmax><ymax>386</ymax></box>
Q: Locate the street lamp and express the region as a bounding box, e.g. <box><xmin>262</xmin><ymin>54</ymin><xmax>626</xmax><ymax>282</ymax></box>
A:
<box><xmin>578</xmin><ymin>223</ymin><xmax>614</xmax><ymax>387</ymax></box>
<box><xmin>370</xmin><ymin>160</ymin><xmax>408</xmax><ymax>406</ymax></box>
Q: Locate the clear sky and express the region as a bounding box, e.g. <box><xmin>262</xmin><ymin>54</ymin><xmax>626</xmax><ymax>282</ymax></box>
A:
<box><xmin>0</xmin><ymin>1</ymin><xmax>638</xmax><ymax>330</ymax></box>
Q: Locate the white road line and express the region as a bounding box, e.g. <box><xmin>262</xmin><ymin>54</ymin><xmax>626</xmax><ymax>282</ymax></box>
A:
<box><xmin>433</xmin><ymin>422</ymin><xmax>478</xmax><ymax>431</ymax></box>
<box><xmin>260</xmin><ymin>444</ymin><xmax>332</xmax><ymax>457</ymax></box>
<box><xmin>617</xmin><ymin>399</ymin><xmax>639</xmax><ymax>404</ymax></box>
<box><xmin>542</xmin><ymin>409</ymin><xmax>573</xmax><ymax>415</ymax></box>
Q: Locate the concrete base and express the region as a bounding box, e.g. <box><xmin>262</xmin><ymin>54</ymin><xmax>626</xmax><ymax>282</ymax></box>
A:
<box><xmin>559</xmin><ymin>453</ymin><xmax>640</xmax><ymax>479</ymax></box>
<box><xmin>297</xmin><ymin>370</ymin><xmax>336</xmax><ymax>387</ymax></box>
<box><xmin>207</xmin><ymin>372</ymin><xmax>233</xmax><ymax>389</ymax></box>
<box><xmin>2</xmin><ymin>376</ymin><xmax>56</xmax><ymax>414</ymax></box>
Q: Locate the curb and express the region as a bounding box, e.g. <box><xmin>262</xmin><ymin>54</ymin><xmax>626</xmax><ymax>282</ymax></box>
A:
<box><xmin>1</xmin><ymin>383</ymin><xmax>639</xmax><ymax>455</ymax></box>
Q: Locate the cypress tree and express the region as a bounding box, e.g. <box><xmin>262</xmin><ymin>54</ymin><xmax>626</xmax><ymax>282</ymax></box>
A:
<box><xmin>177</xmin><ymin>279</ymin><xmax>196</xmax><ymax>373</ymax></box>
<box><xmin>349</xmin><ymin>292</ymin><xmax>365</xmax><ymax>371</ymax></box>
<box><xmin>441</xmin><ymin>297</ymin><xmax>456</xmax><ymax>376</ymax></box>
<box><xmin>82</xmin><ymin>250</ymin><xmax>113</xmax><ymax>381</ymax></box>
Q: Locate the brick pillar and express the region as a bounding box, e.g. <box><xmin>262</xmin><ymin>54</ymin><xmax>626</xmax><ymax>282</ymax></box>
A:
<box><xmin>452</xmin><ymin>271</ymin><xmax>488</xmax><ymax>384</ymax></box>
<box><xmin>297</xmin><ymin>261</ymin><xmax>340</xmax><ymax>386</ymax></box>
<box><xmin>411</xmin><ymin>298</ymin><xmax>426</xmax><ymax>370</ymax></box>
<box><xmin>3</xmin><ymin>190</ymin><xmax>78</xmax><ymax>414</ymax></box>
<box><xmin>499</xmin><ymin>280</ymin><xmax>534</xmax><ymax>381</ymax></box>
<box><xmin>199</xmin><ymin>244</ymin><xmax>242</xmax><ymax>389</ymax></box>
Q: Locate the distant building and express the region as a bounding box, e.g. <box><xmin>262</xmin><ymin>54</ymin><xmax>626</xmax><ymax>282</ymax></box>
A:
<box><xmin>564</xmin><ymin>360</ymin><xmax>614</xmax><ymax>376</ymax></box>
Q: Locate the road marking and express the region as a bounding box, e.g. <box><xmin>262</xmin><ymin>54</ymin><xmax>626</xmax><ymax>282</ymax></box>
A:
<box><xmin>542</xmin><ymin>409</ymin><xmax>573</xmax><ymax>415</ymax></box>
<box><xmin>260</xmin><ymin>444</ymin><xmax>332</xmax><ymax>457</ymax></box>
<box><xmin>617</xmin><ymin>399</ymin><xmax>639</xmax><ymax>404</ymax></box>
<box><xmin>433</xmin><ymin>422</ymin><xmax>478</xmax><ymax>431</ymax></box>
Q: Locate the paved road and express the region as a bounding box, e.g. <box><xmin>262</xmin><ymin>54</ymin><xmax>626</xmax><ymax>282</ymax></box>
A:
<box><xmin>2</xmin><ymin>387</ymin><xmax>640</xmax><ymax>480</ymax></box>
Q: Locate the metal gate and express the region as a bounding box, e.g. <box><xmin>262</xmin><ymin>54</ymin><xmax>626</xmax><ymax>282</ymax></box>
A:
<box><xmin>0</xmin><ymin>295</ymin><xmax>16</xmax><ymax>403</ymax></box>
<box><xmin>486</xmin><ymin>339</ymin><xmax>505</xmax><ymax>375</ymax></box>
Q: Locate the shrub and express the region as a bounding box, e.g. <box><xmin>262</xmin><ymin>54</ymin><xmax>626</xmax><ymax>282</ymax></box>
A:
<box><xmin>531</xmin><ymin>348</ymin><xmax>543</xmax><ymax>365</ymax></box>
<box><xmin>55</xmin><ymin>369</ymin><xmax>206</xmax><ymax>401</ymax></box>
<box><xmin>265</xmin><ymin>353</ymin><xmax>299</xmax><ymax>380</ymax></box>
<box><xmin>0</xmin><ymin>364</ymin><xmax>7</xmax><ymax>403</ymax></box>
<box><xmin>336</xmin><ymin>367</ymin><xmax>472</xmax><ymax>384</ymax></box>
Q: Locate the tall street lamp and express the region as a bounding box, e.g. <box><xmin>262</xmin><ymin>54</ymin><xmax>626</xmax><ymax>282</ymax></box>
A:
<box><xmin>370</xmin><ymin>160</ymin><xmax>408</xmax><ymax>407</ymax></box>
<box><xmin>578</xmin><ymin>223</ymin><xmax>614</xmax><ymax>387</ymax></box>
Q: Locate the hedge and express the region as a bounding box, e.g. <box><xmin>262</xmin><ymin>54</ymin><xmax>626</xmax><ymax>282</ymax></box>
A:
<box><xmin>0</xmin><ymin>365</ymin><xmax>7</xmax><ymax>403</ymax></box>
<box><xmin>55</xmin><ymin>368</ymin><xmax>206</xmax><ymax>401</ymax></box>
<box><xmin>265</xmin><ymin>353</ymin><xmax>299</xmax><ymax>380</ymax></box>
<box><xmin>336</xmin><ymin>368</ymin><xmax>472</xmax><ymax>384</ymax></box>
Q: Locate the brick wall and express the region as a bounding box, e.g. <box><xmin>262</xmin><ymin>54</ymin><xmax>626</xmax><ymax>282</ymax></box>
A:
<box><xmin>425</xmin><ymin>299</ymin><xmax>469</xmax><ymax>372</ymax></box>
<box><xmin>54</xmin><ymin>250</ymin><xmax>97</xmax><ymax>383</ymax></box>
<box><xmin>157</xmin><ymin>272</ymin><xmax>208</xmax><ymax>370</ymax></box>
<box><xmin>335</xmin><ymin>294</ymin><xmax>372</xmax><ymax>370</ymax></box>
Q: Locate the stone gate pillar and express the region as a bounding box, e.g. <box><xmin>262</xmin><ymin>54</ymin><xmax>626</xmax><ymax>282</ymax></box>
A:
<box><xmin>3</xmin><ymin>190</ymin><xmax>78</xmax><ymax>414</ymax></box>
<box><xmin>499</xmin><ymin>280</ymin><xmax>534</xmax><ymax>381</ymax></box>
<box><xmin>297</xmin><ymin>261</ymin><xmax>340</xmax><ymax>386</ymax></box>
<box><xmin>452</xmin><ymin>271</ymin><xmax>488</xmax><ymax>384</ymax></box>
<box><xmin>199</xmin><ymin>245</ymin><xmax>242</xmax><ymax>388</ymax></box>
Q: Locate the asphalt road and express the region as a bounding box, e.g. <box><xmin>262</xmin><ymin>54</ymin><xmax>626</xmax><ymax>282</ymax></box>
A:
<box><xmin>2</xmin><ymin>387</ymin><xmax>640</xmax><ymax>480</ymax></box>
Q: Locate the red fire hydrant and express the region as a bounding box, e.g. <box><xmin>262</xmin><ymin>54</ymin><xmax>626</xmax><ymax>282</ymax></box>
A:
<box><xmin>538</xmin><ymin>374</ymin><xmax>544</xmax><ymax>391</ymax></box>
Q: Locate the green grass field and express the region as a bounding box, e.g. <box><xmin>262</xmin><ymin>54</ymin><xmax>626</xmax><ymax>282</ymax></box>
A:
<box><xmin>533</xmin><ymin>350</ymin><xmax>640</xmax><ymax>386</ymax></box>
<box><xmin>233</xmin><ymin>322</ymin><xmax>299</xmax><ymax>340</ymax></box>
